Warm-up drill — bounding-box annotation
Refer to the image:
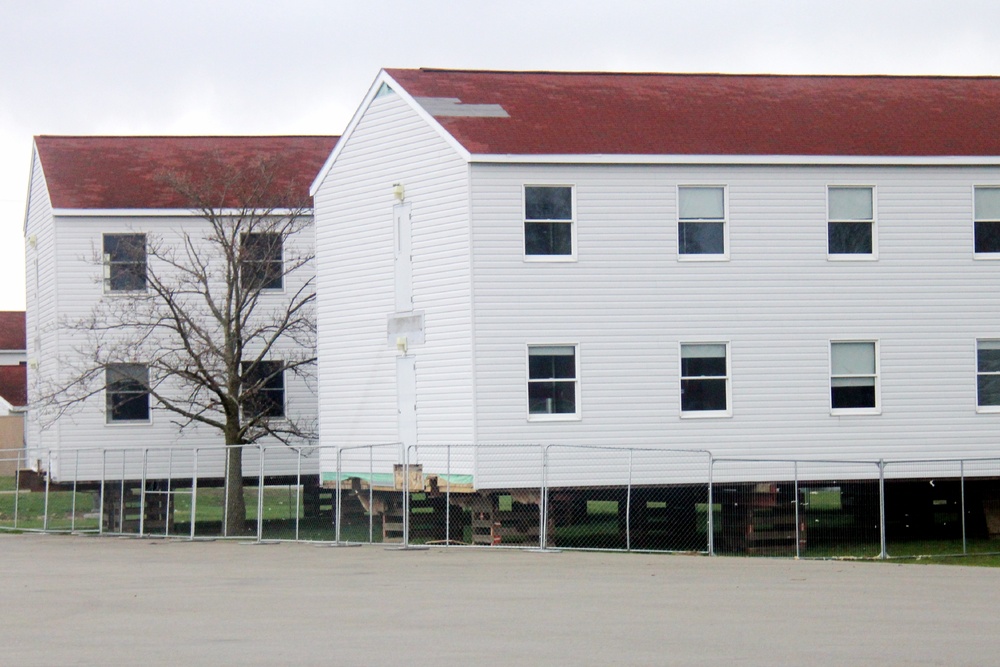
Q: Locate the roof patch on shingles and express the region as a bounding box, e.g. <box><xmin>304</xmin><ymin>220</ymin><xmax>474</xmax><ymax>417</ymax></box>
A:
<box><xmin>414</xmin><ymin>97</ymin><xmax>509</xmax><ymax>118</ymax></box>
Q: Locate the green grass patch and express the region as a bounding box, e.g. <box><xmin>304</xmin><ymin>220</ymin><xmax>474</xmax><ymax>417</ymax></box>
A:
<box><xmin>0</xmin><ymin>476</ymin><xmax>17</xmax><ymax>492</ymax></box>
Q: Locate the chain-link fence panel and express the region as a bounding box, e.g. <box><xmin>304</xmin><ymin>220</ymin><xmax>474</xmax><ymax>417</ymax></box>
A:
<box><xmin>334</xmin><ymin>444</ymin><xmax>407</xmax><ymax>544</ymax></box>
<box><xmin>541</xmin><ymin>446</ymin><xmax>712</xmax><ymax>553</ymax></box>
<box><xmin>882</xmin><ymin>459</ymin><xmax>1000</xmax><ymax>559</ymax></box>
<box><xmin>711</xmin><ymin>459</ymin><xmax>802</xmax><ymax>557</ymax></box>
<box><xmin>0</xmin><ymin>450</ymin><xmax>27</xmax><ymax>531</ymax></box>
<box><xmin>960</xmin><ymin>458</ymin><xmax>1000</xmax><ymax>555</ymax></box>
<box><xmin>795</xmin><ymin>460</ymin><xmax>882</xmax><ymax>560</ymax></box>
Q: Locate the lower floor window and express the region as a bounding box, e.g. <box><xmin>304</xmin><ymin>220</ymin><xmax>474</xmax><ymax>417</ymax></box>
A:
<box><xmin>106</xmin><ymin>364</ymin><xmax>150</xmax><ymax>422</ymax></box>
<box><xmin>241</xmin><ymin>361</ymin><xmax>285</xmax><ymax>419</ymax></box>
<box><xmin>680</xmin><ymin>343</ymin><xmax>729</xmax><ymax>414</ymax></box>
<box><xmin>528</xmin><ymin>345</ymin><xmax>578</xmax><ymax>416</ymax></box>
<box><xmin>830</xmin><ymin>341</ymin><xmax>878</xmax><ymax>411</ymax></box>
<box><xmin>978</xmin><ymin>340</ymin><xmax>1000</xmax><ymax>409</ymax></box>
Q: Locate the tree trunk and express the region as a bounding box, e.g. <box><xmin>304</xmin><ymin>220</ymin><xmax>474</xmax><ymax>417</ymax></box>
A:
<box><xmin>224</xmin><ymin>444</ymin><xmax>248</xmax><ymax>536</ymax></box>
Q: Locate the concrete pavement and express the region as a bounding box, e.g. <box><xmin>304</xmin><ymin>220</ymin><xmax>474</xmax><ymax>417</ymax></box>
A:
<box><xmin>2</xmin><ymin>533</ymin><xmax>998</xmax><ymax>665</ymax></box>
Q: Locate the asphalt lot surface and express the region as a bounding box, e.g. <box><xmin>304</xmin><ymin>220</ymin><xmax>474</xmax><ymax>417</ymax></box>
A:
<box><xmin>2</xmin><ymin>533</ymin><xmax>998</xmax><ymax>665</ymax></box>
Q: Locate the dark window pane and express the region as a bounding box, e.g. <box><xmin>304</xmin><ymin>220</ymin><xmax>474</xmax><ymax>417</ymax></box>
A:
<box><xmin>106</xmin><ymin>364</ymin><xmax>149</xmax><ymax>421</ymax></box>
<box><xmin>529</xmin><ymin>353</ymin><xmax>575</xmax><ymax>380</ymax></box>
<box><xmin>681</xmin><ymin>378</ymin><xmax>727</xmax><ymax>412</ymax></box>
<box><xmin>241</xmin><ymin>361</ymin><xmax>285</xmax><ymax>418</ymax></box>
<box><xmin>679</xmin><ymin>222</ymin><xmax>725</xmax><ymax>255</ymax></box>
<box><xmin>978</xmin><ymin>348</ymin><xmax>1000</xmax><ymax>373</ymax></box>
<box><xmin>974</xmin><ymin>221</ymin><xmax>1000</xmax><ymax>253</ymax></box>
<box><xmin>104</xmin><ymin>234</ymin><xmax>147</xmax><ymax>291</ymax></box>
<box><xmin>979</xmin><ymin>376</ymin><xmax>1000</xmax><ymax>407</ymax></box>
<box><xmin>528</xmin><ymin>381</ymin><xmax>576</xmax><ymax>414</ymax></box>
<box><xmin>241</xmin><ymin>233</ymin><xmax>283</xmax><ymax>290</ymax></box>
<box><xmin>681</xmin><ymin>356</ymin><xmax>727</xmax><ymax>377</ymax></box>
<box><xmin>525</xmin><ymin>187</ymin><xmax>572</xmax><ymax>220</ymax></box>
<box><xmin>110</xmin><ymin>393</ymin><xmax>150</xmax><ymax>421</ymax></box>
<box><xmin>828</xmin><ymin>222</ymin><xmax>872</xmax><ymax>254</ymax></box>
<box><xmin>831</xmin><ymin>385</ymin><xmax>876</xmax><ymax>409</ymax></box>
<box><xmin>525</xmin><ymin>222</ymin><xmax>572</xmax><ymax>256</ymax></box>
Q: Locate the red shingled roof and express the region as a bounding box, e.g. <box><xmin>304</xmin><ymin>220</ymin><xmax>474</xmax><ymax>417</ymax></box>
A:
<box><xmin>0</xmin><ymin>365</ymin><xmax>26</xmax><ymax>407</ymax></box>
<box><xmin>0</xmin><ymin>312</ymin><xmax>25</xmax><ymax>351</ymax></box>
<box><xmin>35</xmin><ymin>136</ymin><xmax>339</xmax><ymax>209</ymax></box>
<box><xmin>385</xmin><ymin>69</ymin><xmax>1000</xmax><ymax>157</ymax></box>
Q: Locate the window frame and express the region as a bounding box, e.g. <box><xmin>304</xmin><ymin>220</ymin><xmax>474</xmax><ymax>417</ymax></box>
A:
<box><xmin>973</xmin><ymin>186</ymin><xmax>1000</xmax><ymax>259</ymax></box>
<box><xmin>522</xmin><ymin>185</ymin><xmax>576</xmax><ymax>262</ymax></box>
<box><xmin>102</xmin><ymin>233</ymin><xmax>147</xmax><ymax>293</ymax></box>
<box><xmin>240</xmin><ymin>232</ymin><xmax>284</xmax><ymax>292</ymax></box>
<box><xmin>105</xmin><ymin>363</ymin><xmax>151</xmax><ymax>424</ymax></box>
<box><xmin>829</xmin><ymin>340</ymin><xmax>881</xmax><ymax>415</ymax></box>
<box><xmin>526</xmin><ymin>343</ymin><xmax>581</xmax><ymax>421</ymax></box>
<box><xmin>679</xmin><ymin>341</ymin><xmax>732</xmax><ymax>418</ymax></box>
<box><xmin>241</xmin><ymin>360</ymin><xmax>286</xmax><ymax>420</ymax></box>
<box><xmin>827</xmin><ymin>185</ymin><xmax>877</xmax><ymax>260</ymax></box>
<box><xmin>677</xmin><ymin>185</ymin><xmax>729</xmax><ymax>261</ymax></box>
<box><xmin>976</xmin><ymin>339</ymin><xmax>1000</xmax><ymax>413</ymax></box>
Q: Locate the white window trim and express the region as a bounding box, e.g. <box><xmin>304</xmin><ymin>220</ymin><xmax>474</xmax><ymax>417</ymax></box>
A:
<box><xmin>829</xmin><ymin>339</ymin><xmax>881</xmax><ymax>416</ymax></box>
<box><xmin>827</xmin><ymin>185</ymin><xmax>878</xmax><ymax>261</ymax></box>
<box><xmin>679</xmin><ymin>341</ymin><xmax>732</xmax><ymax>419</ymax></box>
<box><xmin>677</xmin><ymin>184</ymin><xmax>730</xmax><ymax>261</ymax></box>
<box><xmin>972</xmin><ymin>185</ymin><xmax>1000</xmax><ymax>260</ymax></box>
<box><xmin>526</xmin><ymin>343</ymin><xmax>581</xmax><ymax>422</ymax></box>
<box><xmin>522</xmin><ymin>184</ymin><xmax>577</xmax><ymax>263</ymax></box>
<box><xmin>976</xmin><ymin>338</ymin><xmax>1000</xmax><ymax>413</ymax></box>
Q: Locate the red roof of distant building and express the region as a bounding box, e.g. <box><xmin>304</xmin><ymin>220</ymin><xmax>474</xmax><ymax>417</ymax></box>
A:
<box><xmin>0</xmin><ymin>365</ymin><xmax>26</xmax><ymax>407</ymax></box>
<box><xmin>0</xmin><ymin>312</ymin><xmax>25</xmax><ymax>351</ymax></box>
<box><xmin>384</xmin><ymin>69</ymin><xmax>1000</xmax><ymax>157</ymax></box>
<box><xmin>35</xmin><ymin>136</ymin><xmax>339</xmax><ymax>209</ymax></box>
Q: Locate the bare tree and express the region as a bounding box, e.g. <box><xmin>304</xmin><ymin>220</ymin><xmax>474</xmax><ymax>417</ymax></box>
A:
<box><xmin>41</xmin><ymin>154</ymin><xmax>317</xmax><ymax>535</ymax></box>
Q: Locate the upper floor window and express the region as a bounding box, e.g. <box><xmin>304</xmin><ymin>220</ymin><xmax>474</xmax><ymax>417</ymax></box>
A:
<box><xmin>828</xmin><ymin>187</ymin><xmax>875</xmax><ymax>257</ymax></box>
<box><xmin>830</xmin><ymin>341</ymin><xmax>879</xmax><ymax>413</ymax></box>
<box><xmin>524</xmin><ymin>186</ymin><xmax>574</xmax><ymax>258</ymax></box>
<box><xmin>974</xmin><ymin>187</ymin><xmax>1000</xmax><ymax>256</ymax></box>
<box><xmin>678</xmin><ymin>186</ymin><xmax>727</xmax><ymax>258</ymax></box>
<box><xmin>240</xmin><ymin>233</ymin><xmax>283</xmax><ymax>290</ymax></box>
<box><xmin>106</xmin><ymin>363</ymin><xmax>150</xmax><ymax>423</ymax></box>
<box><xmin>977</xmin><ymin>339</ymin><xmax>1000</xmax><ymax>411</ymax></box>
<box><xmin>103</xmin><ymin>233</ymin><xmax>147</xmax><ymax>292</ymax></box>
<box><xmin>680</xmin><ymin>343</ymin><xmax>730</xmax><ymax>416</ymax></box>
<box><xmin>241</xmin><ymin>360</ymin><xmax>285</xmax><ymax>419</ymax></box>
<box><xmin>527</xmin><ymin>345</ymin><xmax>579</xmax><ymax>418</ymax></box>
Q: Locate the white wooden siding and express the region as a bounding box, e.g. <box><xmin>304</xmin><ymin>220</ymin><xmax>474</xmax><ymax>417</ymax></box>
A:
<box><xmin>313</xmin><ymin>88</ymin><xmax>473</xmax><ymax>480</ymax></box>
<box><xmin>468</xmin><ymin>164</ymin><xmax>1000</xmax><ymax>485</ymax></box>
<box><xmin>28</xmin><ymin>210</ymin><xmax>318</xmax><ymax>481</ymax></box>
<box><xmin>24</xmin><ymin>148</ymin><xmax>59</xmax><ymax>467</ymax></box>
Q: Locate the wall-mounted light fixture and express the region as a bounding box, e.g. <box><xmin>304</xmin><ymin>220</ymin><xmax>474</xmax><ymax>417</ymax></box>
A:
<box><xmin>396</xmin><ymin>336</ymin><xmax>408</xmax><ymax>354</ymax></box>
<box><xmin>392</xmin><ymin>183</ymin><xmax>405</xmax><ymax>202</ymax></box>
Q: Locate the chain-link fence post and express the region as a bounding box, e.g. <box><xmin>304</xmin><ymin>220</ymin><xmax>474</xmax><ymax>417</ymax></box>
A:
<box><xmin>707</xmin><ymin>455</ymin><xmax>715</xmax><ymax>556</ymax></box>
<box><xmin>878</xmin><ymin>459</ymin><xmax>887</xmax><ymax>560</ymax></box>
<box><xmin>256</xmin><ymin>446</ymin><xmax>265</xmax><ymax>542</ymax></box>
<box><xmin>190</xmin><ymin>448</ymin><xmax>199</xmax><ymax>540</ymax></box>
<box><xmin>335</xmin><ymin>446</ymin><xmax>342</xmax><ymax>544</ymax></box>
<box><xmin>625</xmin><ymin>448</ymin><xmax>633</xmax><ymax>551</ymax></box>
<box><xmin>42</xmin><ymin>449</ymin><xmax>51</xmax><ymax>532</ymax></box>
<box><xmin>960</xmin><ymin>460</ymin><xmax>967</xmax><ymax>555</ymax></box>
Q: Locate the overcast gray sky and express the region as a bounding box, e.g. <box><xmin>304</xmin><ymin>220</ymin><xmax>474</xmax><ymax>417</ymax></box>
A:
<box><xmin>3</xmin><ymin>0</ymin><xmax>1000</xmax><ymax>311</ymax></box>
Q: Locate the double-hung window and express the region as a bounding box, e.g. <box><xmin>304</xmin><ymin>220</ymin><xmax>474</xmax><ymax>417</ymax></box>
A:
<box><xmin>106</xmin><ymin>363</ymin><xmax>150</xmax><ymax>423</ymax></box>
<box><xmin>678</xmin><ymin>186</ymin><xmax>727</xmax><ymax>258</ymax></box>
<box><xmin>241</xmin><ymin>360</ymin><xmax>285</xmax><ymax>419</ymax></box>
<box><xmin>974</xmin><ymin>187</ymin><xmax>1000</xmax><ymax>256</ymax></box>
<box><xmin>240</xmin><ymin>233</ymin><xmax>283</xmax><ymax>290</ymax></box>
<box><xmin>527</xmin><ymin>345</ymin><xmax>579</xmax><ymax>418</ymax></box>
<box><xmin>828</xmin><ymin>186</ymin><xmax>875</xmax><ymax>257</ymax></box>
<box><xmin>977</xmin><ymin>340</ymin><xmax>1000</xmax><ymax>410</ymax></box>
<box><xmin>830</xmin><ymin>341</ymin><xmax>879</xmax><ymax>413</ymax></box>
<box><xmin>524</xmin><ymin>186</ymin><xmax>574</xmax><ymax>258</ymax></box>
<box><xmin>680</xmin><ymin>343</ymin><xmax>730</xmax><ymax>416</ymax></box>
<box><xmin>103</xmin><ymin>233</ymin><xmax>147</xmax><ymax>292</ymax></box>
